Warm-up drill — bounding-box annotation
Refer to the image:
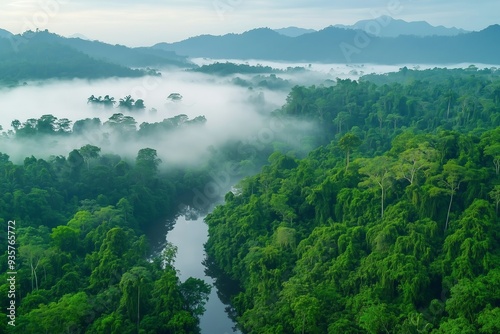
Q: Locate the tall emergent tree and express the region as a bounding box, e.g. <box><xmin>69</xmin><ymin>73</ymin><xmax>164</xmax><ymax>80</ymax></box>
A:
<box><xmin>79</xmin><ymin>144</ymin><xmax>101</xmax><ymax>170</ymax></box>
<box><xmin>339</xmin><ymin>132</ymin><xmax>362</xmax><ymax>171</ymax></box>
<box><xmin>358</xmin><ymin>156</ymin><xmax>394</xmax><ymax>218</ymax></box>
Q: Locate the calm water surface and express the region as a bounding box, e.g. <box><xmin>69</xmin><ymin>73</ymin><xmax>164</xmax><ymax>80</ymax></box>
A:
<box><xmin>165</xmin><ymin>215</ymin><xmax>240</xmax><ymax>334</ymax></box>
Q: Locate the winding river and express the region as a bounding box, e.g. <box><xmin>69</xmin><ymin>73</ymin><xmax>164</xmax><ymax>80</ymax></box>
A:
<box><xmin>165</xmin><ymin>214</ymin><xmax>240</xmax><ymax>334</ymax></box>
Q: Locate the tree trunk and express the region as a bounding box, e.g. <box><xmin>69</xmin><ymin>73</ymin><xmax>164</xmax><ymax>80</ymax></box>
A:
<box><xmin>30</xmin><ymin>262</ymin><xmax>34</xmax><ymax>292</ymax></box>
<box><xmin>346</xmin><ymin>150</ymin><xmax>350</xmax><ymax>171</ymax></box>
<box><xmin>30</xmin><ymin>257</ymin><xmax>40</xmax><ymax>291</ymax></box>
<box><xmin>381</xmin><ymin>186</ymin><xmax>385</xmax><ymax>218</ymax></box>
<box><xmin>445</xmin><ymin>191</ymin><xmax>454</xmax><ymax>231</ymax></box>
<box><xmin>34</xmin><ymin>259</ymin><xmax>40</xmax><ymax>290</ymax></box>
<box><xmin>447</xmin><ymin>98</ymin><xmax>451</xmax><ymax>119</ymax></box>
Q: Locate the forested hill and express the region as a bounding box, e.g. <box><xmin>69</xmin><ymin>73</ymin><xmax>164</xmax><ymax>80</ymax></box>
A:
<box><xmin>205</xmin><ymin>68</ymin><xmax>500</xmax><ymax>333</ymax></box>
<box><xmin>0</xmin><ymin>34</ymin><xmax>141</xmax><ymax>85</ymax></box>
<box><xmin>154</xmin><ymin>25</ymin><xmax>500</xmax><ymax>64</ymax></box>
<box><xmin>0</xmin><ymin>30</ymin><xmax>192</xmax><ymax>86</ymax></box>
<box><xmin>1</xmin><ymin>29</ymin><xmax>191</xmax><ymax>68</ymax></box>
<box><xmin>51</xmin><ymin>34</ymin><xmax>191</xmax><ymax>69</ymax></box>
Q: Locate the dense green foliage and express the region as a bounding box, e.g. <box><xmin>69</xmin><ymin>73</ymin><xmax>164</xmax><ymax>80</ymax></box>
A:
<box><xmin>283</xmin><ymin>67</ymin><xmax>500</xmax><ymax>150</ymax></box>
<box><xmin>0</xmin><ymin>113</ymin><xmax>229</xmax><ymax>333</ymax></box>
<box><xmin>205</xmin><ymin>68</ymin><xmax>500</xmax><ymax>333</ymax></box>
<box><xmin>2</xmin><ymin>65</ymin><xmax>500</xmax><ymax>332</ymax></box>
<box><xmin>0</xmin><ymin>143</ymin><xmax>212</xmax><ymax>333</ymax></box>
<box><xmin>0</xmin><ymin>109</ymin><xmax>303</xmax><ymax>332</ymax></box>
<box><xmin>361</xmin><ymin>66</ymin><xmax>500</xmax><ymax>86</ymax></box>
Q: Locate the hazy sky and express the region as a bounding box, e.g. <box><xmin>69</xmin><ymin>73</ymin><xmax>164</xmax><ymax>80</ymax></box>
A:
<box><xmin>1</xmin><ymin>0</ymin><xmax>499</xmax><ymax>46</ymax></box>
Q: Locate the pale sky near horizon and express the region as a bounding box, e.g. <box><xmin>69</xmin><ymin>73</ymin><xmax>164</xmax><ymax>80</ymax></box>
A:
<box><xmin>0</xmin><ymin>0</ymin><xmax>499</xmax><ymax>47</ymax></box>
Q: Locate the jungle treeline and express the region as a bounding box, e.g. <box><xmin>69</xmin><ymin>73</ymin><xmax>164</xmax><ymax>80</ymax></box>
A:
<box><xmin>205</xmin><ymin>67</ymin><xmax>500</xmax><ymax>333</ymax></box>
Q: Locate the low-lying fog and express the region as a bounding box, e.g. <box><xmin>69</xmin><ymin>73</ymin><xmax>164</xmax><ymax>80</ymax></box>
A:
<box><xmin>192</xmin><ymin>58</ymin><xmax>499</xmax><ymax>80</ymax></box>
<box><xmin>0</xmin><ymin>69</ymin><xmax>295</xmax><ymax>164</ymax></box>
<box><xmin>1</xmin><ymin>62</ymin><xmax>496</xmax><ymax>166</ymax></box>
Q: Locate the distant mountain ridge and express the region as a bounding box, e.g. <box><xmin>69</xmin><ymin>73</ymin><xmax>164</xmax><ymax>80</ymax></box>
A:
<box><xmin>274</xmin><ymin>17</ymin><xmax>469</xmax><ymax>38</ymax></box>
<box><xmin>335</xmin><ymin>16</ymin><xmax>469</xmax><ymax>37</ymax></box>
<box><xmin>0</xmin><ymin>28</ymin><xmax>13</xmax><ymax>39</ymax></box>
<box><xmin>67</xmin><ymin>33</ymin><xmax>90</xmax><ymax>40</ymax></box>
<box><xmin>154</xmin><ymin>25</ymin><xmax>500</xmax><ymax>64</ymax></box>
<box><xmin>274</xmin><ymin>27</ymin><xmax>317</xmax><ymax>37</ymax></box>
